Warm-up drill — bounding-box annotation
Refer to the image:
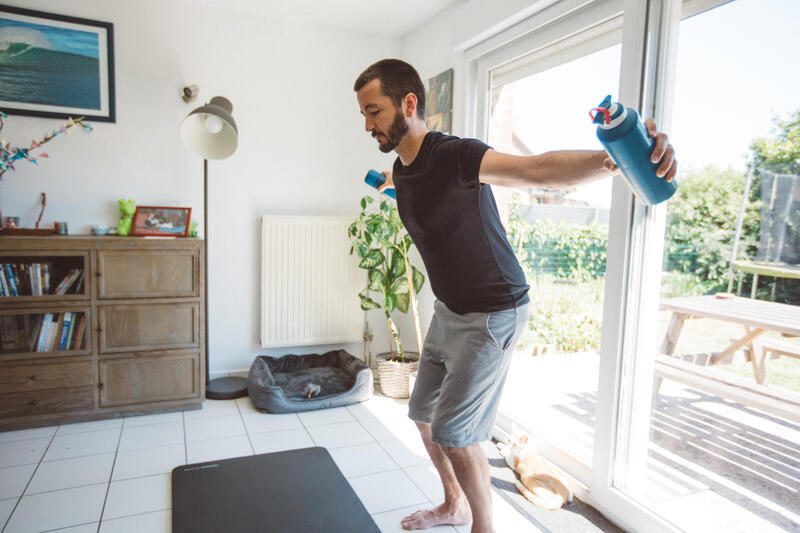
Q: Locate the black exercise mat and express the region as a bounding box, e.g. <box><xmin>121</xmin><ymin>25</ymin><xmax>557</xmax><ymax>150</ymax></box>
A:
<box><xmin>172</xmin><ymin>447</ymin><xmax>380</xmax><ymax>533</ymax></box>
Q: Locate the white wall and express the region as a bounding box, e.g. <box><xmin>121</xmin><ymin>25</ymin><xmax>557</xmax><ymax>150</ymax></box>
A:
<box><xmin>1</xmin><ymin>0</ymin><xmax>403</xmax><ymax>374</ymax></box>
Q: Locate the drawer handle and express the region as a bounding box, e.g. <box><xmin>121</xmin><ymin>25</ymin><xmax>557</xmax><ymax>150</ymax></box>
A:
<box><xmin>29</xmin><ymin>375</ymin><xmax>36</xmax><ymax>381</ymax></box>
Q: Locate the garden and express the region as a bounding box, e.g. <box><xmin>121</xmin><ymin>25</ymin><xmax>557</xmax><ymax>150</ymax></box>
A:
<box><xmin>506</xmin><ymin>110</ymin><xmax>800</xmax><ymax>391</ymax></box>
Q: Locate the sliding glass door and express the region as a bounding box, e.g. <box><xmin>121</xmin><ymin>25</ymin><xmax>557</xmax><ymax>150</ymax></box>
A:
<box><xmin>468</xmin><ymin>0</ymin><xmax>794</xmax><ymax>530</ymax></box>
<box><xmin>471</xmin><ymin>0</ymin><xmax>799</xmax><ymax>531</ymax></box>
<box><xmin>605</xmin><ymin>1</ymin><xmax>800</xmax><ymax>532</ymax></box>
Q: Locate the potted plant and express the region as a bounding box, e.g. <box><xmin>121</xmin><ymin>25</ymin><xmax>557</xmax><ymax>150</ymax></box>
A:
<box><xmin>349</xmin><ymin>194</ymin><xmax>425</xmax><ymax>398</ymax></box>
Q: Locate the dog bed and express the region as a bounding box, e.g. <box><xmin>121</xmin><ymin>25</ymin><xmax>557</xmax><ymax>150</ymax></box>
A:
<box><xmin>247</xmin><ymin>349</ymin><xmax>372</xmax><ymax>413</ymax></box>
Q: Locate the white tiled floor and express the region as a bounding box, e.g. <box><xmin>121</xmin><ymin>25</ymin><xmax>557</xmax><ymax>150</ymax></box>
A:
<box><xmin>0</xmin><ymin>394</ymin><xmax>540</xmax><ymax>532</ymax></box>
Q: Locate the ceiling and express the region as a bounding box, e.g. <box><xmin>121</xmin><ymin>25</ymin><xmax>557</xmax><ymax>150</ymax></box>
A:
<box><xmin>175</xmin><ymin>0</ymin><xmax>461</xmax><ymax>37</ymax></box>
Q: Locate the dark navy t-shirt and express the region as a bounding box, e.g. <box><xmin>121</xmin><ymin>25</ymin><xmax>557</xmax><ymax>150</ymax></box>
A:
<box><xmin>392</xmin><ymin>131</ymin><xmax>530</xmax><ymax>314</ymax></box>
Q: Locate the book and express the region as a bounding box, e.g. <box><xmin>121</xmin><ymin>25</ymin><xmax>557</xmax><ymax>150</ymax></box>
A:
<box><xmin>50</xmin><ymin>313</ymin><xmax>65</xmax><ymax>352</ymax></box>
<box><xmin>44</xmin><ymin>263</ymin><xmax>51</xmax><ymax>294</ymax></box>
<box><xmin>22</xmin><ymin>265</ymin><xmax>36</xmax><ymax>296</ymax></box>
<box><xmin>45</xmin><ymin>314</ymin><xmax>61</xmax><ymax>352</ymax></box>
<box><xmin>36</xmin><ymin>264</ymin><xmax>43</xmax><ymax>296</ymax></box>
<box><xmin>35</xmin><ymin>313</ymin><xmax>53</xmax><ymax>352</ymax></box>
<box><xmin>0</xmin><ymin>266</ymin><xmax>7</xmax><ymax>296</ymax></box>
<box><xmin>72</xmin><ymin>314</ymin><xmax>86</xmax><ymax>350</ymax></box>
<box><xmin>58</xmin><ymin>312</ymin><xmax>73</xmax><ymax>350</ymax></box>
<box><xmin>16</xmin><ymin>264</ymin><xmax>28</xmax><ymax>296</ymax></box>
<box><xmin>5</xmin><ymin>263</ymin><xmax>18</xmax><ymax>296</ymax></box>
<box><xmin>65</xmin><ymin>312</ymin><xmax>77</xmax><ymax>350</ymax></box>
<box><xmin>54</xmin><ymin>268</ymin><xmax>81</xmax><ymax>295</ymax></box>
<box><xmin>28</xmin><ymin>315</ymin><xmax>42</xmax><ymax>351</ymax></box>
<box><xmin>31</xmin><ymin>264</ymin><xmax>40</xmax><ymax>296</ymax></box>
<box><xmin>74</xmin><ymin>271</ymin><xmax>85</xmax><ymax>294</ymax></box>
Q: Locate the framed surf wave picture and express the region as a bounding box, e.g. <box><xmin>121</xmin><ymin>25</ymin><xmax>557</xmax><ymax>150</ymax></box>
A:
<box><xmin>0</xmin><ymin>4</ymin><xmax>115</xmax><ymax>122</ymax></box>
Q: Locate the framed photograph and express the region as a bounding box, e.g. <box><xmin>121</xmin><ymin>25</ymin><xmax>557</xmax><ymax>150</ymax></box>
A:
<box><xmin>131</xmin><ymin>206</ymin><xmax>192</xmax><ymax>238</ymax></box>
<box><xmin>0</xmin><ymin>4</ymin><xmax>115</xmax><ymax>122</ymax></box>
<box><xmin>426</xmin><ymin>68</ymin><xmax>453</xmax><ymax>135</ymax></box>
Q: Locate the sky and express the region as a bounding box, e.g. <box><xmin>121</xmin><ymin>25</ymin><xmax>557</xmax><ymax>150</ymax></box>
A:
<box><xmin>498</xmin><ymin>0</ymin><xmax>800</xmax><ymax>207</ymax></box>
<box><xmin>0</xmin><ymin>18</ymin><xmax>99</xmax><ymax>59</ymax></box>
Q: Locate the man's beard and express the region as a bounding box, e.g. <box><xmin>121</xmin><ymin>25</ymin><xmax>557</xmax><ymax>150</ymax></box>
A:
<box><xmin>374</xmin><ymin>108</ymin><xmax>408</xmax><ymax>153</ymax></box>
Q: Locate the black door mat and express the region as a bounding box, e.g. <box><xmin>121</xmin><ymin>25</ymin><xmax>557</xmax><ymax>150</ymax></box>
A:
<box><xmin>172</xmin><ymin>447</ymin><xmax>380</xmax><ymax>533</ymax></box>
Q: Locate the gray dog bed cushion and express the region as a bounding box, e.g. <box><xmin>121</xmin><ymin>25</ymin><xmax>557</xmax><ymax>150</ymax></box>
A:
<box><xmin>247</xmin><ymin>349</ymin><xmax>372</xmax><ymax>413</ymax></box>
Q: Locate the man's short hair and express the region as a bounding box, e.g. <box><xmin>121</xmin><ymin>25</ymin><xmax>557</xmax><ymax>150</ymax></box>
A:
<box><xmin>354</xmin><ymin>59</ymin><xmax>426</xmax><ymax>120</ymax></box>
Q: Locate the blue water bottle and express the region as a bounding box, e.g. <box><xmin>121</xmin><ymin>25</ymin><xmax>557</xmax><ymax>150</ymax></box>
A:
<box><xmin>590</xmin><ymin>95</ymin><xmax>677</xmax><ymax>205</ymax></box>
<box><xmin>364</xmin><ymin>169</ymin><xmax>396</xmax><ymax>199</ymax></box>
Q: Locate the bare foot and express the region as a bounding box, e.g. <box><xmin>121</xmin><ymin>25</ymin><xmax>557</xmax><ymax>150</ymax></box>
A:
<box><xmin>401</xmin><ymin>500</ymin><xmax>471</xmax><ymax>530</ymax></box>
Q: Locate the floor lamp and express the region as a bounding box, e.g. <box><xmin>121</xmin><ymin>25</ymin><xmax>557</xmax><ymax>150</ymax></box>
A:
<box><xmin>180</xmin><ymin>96</ymin><xmax>248</xmax><ymax>399</ymax></box>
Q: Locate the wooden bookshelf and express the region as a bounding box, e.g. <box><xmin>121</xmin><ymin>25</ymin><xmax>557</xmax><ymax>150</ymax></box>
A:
<box><xmin>0</xmin><ymin>236</ymin><xmax>205</xmax><ymax>430</ymax></box>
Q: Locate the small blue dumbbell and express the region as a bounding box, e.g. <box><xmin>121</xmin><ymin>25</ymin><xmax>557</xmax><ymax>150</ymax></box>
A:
<box><xmin>364</xmin><ymin>169</ymin><xmax>396</xmax><ymax>199</ymax></box>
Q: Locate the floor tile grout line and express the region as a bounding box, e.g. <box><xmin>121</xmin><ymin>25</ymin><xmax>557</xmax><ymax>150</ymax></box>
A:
<box><xmin>182</xmin><ymin>411</ymin><xmax>188</xmax><ymax>465</ymax></box>
<box><xmin>362</xmin><ymin>414</ymin><xmax>444</xmax><ymax>515</ymax></box>
<box><xmin>296</xmin><ymin>410</ymin><xmax>319</xmax><ymax>448</ymax></box>
<box><xmin>0</xmin><ymin>432</ymin><xmax>58</xmax><ymax>446</ymax></box>
<box><xmin>236</xmin><ymin>399</ymin><xmax>256</xmax><ymax>456</ymax></box>
<box><xmin>1</xmin><ymin>428</ymin><xmax>58</xmax><ymax>533</ymax></box>
<box><xmin>96</xmin><ymin>420</ymin><xmax>125</xmax><ymax>532</ymax></box>
<box><xmin>54</xmin><ymin>422</ymin><xmax>124</xmax><ymax>438</ymax></box>
<box><xmin>76</xmin><ymin>507</ymin><xmax>171</xmax><ymax>529</ymax></box>
<box><xmin>96</xmin><ymin>504</ymin><xmax>171</xmax><ymax>525</ymax></box>
<box><xmin>40</xmin><ymin>519</ymin><xmax>100</xmax><ymax>532</ymax></box>
<box><xmin>15</xmin><ymin>480</ymin><xmax>111</xmax><ymax>499</ymax></box>
<box><xmin>343</xmin><ymin>466</ymin><xmax>403</xmax><ymax>480</ymax></box>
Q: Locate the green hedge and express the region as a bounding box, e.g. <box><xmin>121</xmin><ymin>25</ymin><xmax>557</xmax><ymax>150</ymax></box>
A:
<box><xmin>512</xmin><ymin>219</ymin><xmax>608</xmax><ymax>282</ymax></box>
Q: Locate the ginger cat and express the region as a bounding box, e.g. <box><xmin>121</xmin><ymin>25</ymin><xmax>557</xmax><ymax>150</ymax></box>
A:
<box><xmin>497</xmin><ymin>433</ymin><xmax>574</xmax><ymax>511</ymax></box>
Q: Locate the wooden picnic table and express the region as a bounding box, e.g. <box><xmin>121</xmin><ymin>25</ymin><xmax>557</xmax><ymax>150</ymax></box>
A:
<box><xmin>659</xmin><ymin>294</ymin><xmax>800</xmax><ymax>385</ymax></box>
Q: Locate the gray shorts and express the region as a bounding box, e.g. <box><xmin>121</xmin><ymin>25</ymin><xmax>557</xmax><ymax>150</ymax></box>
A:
<box><xmin>408</xmin><ymin>299</ymin><xmax>530</xmax><ymax>448</ymax></box>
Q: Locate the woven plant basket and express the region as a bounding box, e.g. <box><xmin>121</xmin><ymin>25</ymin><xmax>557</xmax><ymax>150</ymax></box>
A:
<box><xmin>376</xmin><ymin>352</ymin><xmax>419</xmax><ymax>399</ymax></box>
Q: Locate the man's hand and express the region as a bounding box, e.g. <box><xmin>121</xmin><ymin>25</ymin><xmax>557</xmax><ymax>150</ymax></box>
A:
<box><xmin>601</xmin><ymin>118</ymin><xmax>677</xmax><ymax>182</ymax></box>
<box><xmin>645</xmin><ymin>118</ymin><xmax>677</xmax><ymax>182</ymax></box>
<box><xmin>377</xmin><ymin>171</ymin><xmax>394</xmax><ymax>193</ymax></box>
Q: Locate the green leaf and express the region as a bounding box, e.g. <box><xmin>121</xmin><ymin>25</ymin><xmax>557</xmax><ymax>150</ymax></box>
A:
<box><xmin>390</xmin><ymin>249</ymin><xmax>406</xmax><ymax>277</ymax></box>
<box><xmin>365</xmin><ymin>232</ymin><xmax>373</xmax><ymax>245</ymax></box>
<box><xmin>359</xmin><ymin>294</ymin><xmax>381</xmax><ymax>311</ymax></box>
<box><xmin>368</xmin><ymin>268</ymin><xmax>386</xmax><ymax>292</ymax></box>
<box><xmin>384</xmin><ymin>293</ymin><xmax>397</xmax><ymax>313</ymax></box>
<box><xmin>391</xmin><ymin>276</ymin><xmax>409</xmax><ymax>294</ymax></box>
<box><xmin>412</xmin><ymin>266</ymin><xmax>425</xmax><ymax>293</ymax></box>
<box><xmin>356</xmin><ymin>244</ymin><xmax>368</xmax><ymax>259</ymax></box>
<box><xmin>395</xmin><ymin>292</ymin><xmax>410</xmax><ymax>313</ymax></box>
<box><xmin>360</xmin><ymin>198</ymin><xmax>367</xmax><ymax>210</ymax></box>
<box><xmin>359</xmin><ymin>248</ymin><xmax>384</xmax><ymax>269</ymax></box>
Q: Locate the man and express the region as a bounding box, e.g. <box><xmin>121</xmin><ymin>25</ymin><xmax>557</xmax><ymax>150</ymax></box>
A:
<box><xmin>354</xmin><ymin>59</ymin><xmax>676</xmax><ymax>533</ymax></box>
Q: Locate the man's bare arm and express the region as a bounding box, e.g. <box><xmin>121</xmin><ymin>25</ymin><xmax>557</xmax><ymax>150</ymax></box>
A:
<box><xmin>479</xmin><ymin>118</ymin><xmax>676</xmax><ymax>189</ymax></box>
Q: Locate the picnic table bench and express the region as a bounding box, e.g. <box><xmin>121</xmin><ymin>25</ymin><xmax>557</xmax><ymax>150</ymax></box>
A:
<box><xmin>659</xmin><ymin>294</ymin><xmax>800</xmax><ymax>384</ymax></box>
<box><xmin>653</xmin><ymin>295</ymin><xmax>800</xmax><ymax>421</ymax></box>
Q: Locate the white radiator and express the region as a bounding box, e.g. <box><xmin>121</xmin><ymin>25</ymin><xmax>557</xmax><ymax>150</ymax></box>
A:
<box><xmin>260</xmin><ymin>215</ymin><xmax>363</xmax><ymax>348</ymax></box>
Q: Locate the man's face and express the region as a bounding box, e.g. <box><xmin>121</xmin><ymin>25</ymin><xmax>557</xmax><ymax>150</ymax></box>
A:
<box><xmin>357</xmin><ymin>79</ymin><xmax>408</xmax><ymax>153</ymax></box>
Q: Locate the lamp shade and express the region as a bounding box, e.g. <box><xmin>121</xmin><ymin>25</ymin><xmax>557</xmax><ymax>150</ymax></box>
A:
<box><xmin>180</xmin><ymin>96</ymin><xmax>238</xmax><ymax>160</ymax></box>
